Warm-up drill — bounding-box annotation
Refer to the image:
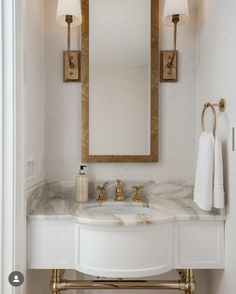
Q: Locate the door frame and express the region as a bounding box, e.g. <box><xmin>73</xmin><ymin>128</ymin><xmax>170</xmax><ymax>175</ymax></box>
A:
<box><xmin>1</xmin><ymin>0</ymin><xmax>26</xmax><ymax>293</ymax></box>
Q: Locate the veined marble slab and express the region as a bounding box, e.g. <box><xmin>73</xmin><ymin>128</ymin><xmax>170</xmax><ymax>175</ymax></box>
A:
<box><xmin>27</xmin><ymin>181</ymin><xmax>47</xmax><ymax>215</ymax></box>
<box><xmin>28</xmin><ymin>180</ymin><xmax>226</xmax><ymax>225</ymax></box>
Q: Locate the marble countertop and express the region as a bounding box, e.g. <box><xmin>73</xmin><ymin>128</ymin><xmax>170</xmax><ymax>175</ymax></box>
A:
<box><xmin>28</xmin><ymin>181</ymin><xmax>226</xmax><ymax>226</ymax></box>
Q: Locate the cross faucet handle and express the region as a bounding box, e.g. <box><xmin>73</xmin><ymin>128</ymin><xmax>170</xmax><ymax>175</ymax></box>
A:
<box><xmin>132</xmin><ymin>184</ymin><xmax>144</xmax><ymax>202</ymax></box>
<box><xmin>96</xmin><ymin>184</ymin><xmax>106</xmax><ymax>202</ymax></box>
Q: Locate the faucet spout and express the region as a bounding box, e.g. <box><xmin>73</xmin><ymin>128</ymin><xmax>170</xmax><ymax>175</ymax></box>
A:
<box><xmin>114</xmin><ymin>179</ymin><xmax>124</xmax><ymax>201</ymax></box>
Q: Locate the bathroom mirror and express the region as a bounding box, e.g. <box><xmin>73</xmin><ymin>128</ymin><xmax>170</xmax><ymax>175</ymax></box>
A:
<box><xmin>81</xmin><ymin>0</ymin><xmax>159</xmax><ymax>162</ymax></box>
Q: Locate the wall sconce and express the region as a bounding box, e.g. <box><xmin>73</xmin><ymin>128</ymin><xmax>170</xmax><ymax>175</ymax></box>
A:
<box><xmin>160</xmin><ymin>0</ymin><xmax>189</xmax><ymax>82</ymax></box>
<box><xmin>56</xmin><ymin>0</ymin><xmax>82</xmax><ymax>82</ymax></box>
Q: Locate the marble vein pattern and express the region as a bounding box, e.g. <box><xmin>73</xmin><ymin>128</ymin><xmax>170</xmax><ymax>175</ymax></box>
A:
<box><xmin>27</xmin><ymin>181</ymin><xmax>47</xmax><ymax>215</ymax></box>
<box><xmin>28</xmin><ymin>180</ymin><xmax>226</xmax><ymax>226</ymax></box>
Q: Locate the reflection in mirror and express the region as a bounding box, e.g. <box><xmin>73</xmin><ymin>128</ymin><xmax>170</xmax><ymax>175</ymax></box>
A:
<box><xmin>90</xmin><ymin>0</ymin><xmax>151</xmax><ymax>156</ymax></box>
<box><xmin>82</xmin><ymin>0</ymin><xmax>159</xmax><ymax>162</ymax></box>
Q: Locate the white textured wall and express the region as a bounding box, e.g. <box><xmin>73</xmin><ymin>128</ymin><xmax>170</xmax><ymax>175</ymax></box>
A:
<box><xmin>25</xmin><ymin>0</ymin><xmax>46</xmax><ymax>292</ymax></box>
<box><xmin>196</xmin><ymin>1</ymin><xmax>236</xmax><ymax>293</ymax></box>
<box><xmin>25</xmin><ymin>0</ymin><xmax>46</xmax><ymax>187</ymax></box>
<box><xmin>45</xmin><ymin>0</ymin><xmax>81</xmax><ymax>182</ymax></box>
<box><xmin>45</xmin><ymin>0</ymin><xmax>197</xmax><ymax>183</ymax></box>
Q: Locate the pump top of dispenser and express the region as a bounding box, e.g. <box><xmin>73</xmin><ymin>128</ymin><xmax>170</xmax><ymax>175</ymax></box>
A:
<box><xmin>79</xmin><ymin>165</ymin><xmax>87</xmax><ymax>175</ymax></box>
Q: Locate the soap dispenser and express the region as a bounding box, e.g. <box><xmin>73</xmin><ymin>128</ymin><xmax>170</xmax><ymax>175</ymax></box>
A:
<box><xmin>75</xmin><ymin>165</ymin><xmax>88</xmax><ymax>202</ymax></box>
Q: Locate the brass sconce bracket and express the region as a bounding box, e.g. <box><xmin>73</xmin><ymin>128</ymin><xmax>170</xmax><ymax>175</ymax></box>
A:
<box><xmin>64</xmin><ymin>51</ymin><xmax>81</xmax><ymax>82</ymax></box>
<box><xmin>161</xmin><ymin>14</ymin><xmax>180</xmax><ymax>82</ymax></box>
<box><xmin>160</xmin><ymin>50</ymin><xmax>178</xmax><ymax>82</ymax></box>
<box><xmin>63</xmin><ymin>15</ymin><xmax>81</xmax><ymax>82</ymax></box>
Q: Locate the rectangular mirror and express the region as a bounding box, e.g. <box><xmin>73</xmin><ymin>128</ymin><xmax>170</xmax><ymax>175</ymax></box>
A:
<box><xmin>81</xmin><ymin>0</ymin><xmax>159</xmax><ymax>162</ymax></box>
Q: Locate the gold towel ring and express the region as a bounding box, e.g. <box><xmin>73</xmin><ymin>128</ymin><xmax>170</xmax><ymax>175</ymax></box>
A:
<box><xmin>201</xmin><ymin>98</ymin><xmax>226</xmax><ymax>136</ymax></box>
<box><xmin>201</xmin><ymin>103</ymin><xmax>217</xmax><ymax>135</ymax></box>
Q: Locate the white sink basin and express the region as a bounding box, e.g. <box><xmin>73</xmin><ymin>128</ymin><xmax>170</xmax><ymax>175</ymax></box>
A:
<box><xmin>81</xmin><ymin>202</ymin><xmax>159</xmax><ymax>216</ymax></box>
<box><xmin>77</xmin><ymin>201</ymin><xmax>173</xmax><ymax>227</ymax></box>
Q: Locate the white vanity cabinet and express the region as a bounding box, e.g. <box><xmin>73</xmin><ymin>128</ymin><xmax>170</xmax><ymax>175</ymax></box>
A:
<box><xmin>173</xmin><ymin>221</ymin><xmax>224</xmax><ymax>269</ymax></box>
<box><xmin>28</xmin><ymin>219</ymin><xmax>76</xmax><ymax>269</ymax></box>
<box><xmin>28</xmin><ymin>218</ymin><xmax>224</xmax><ymax>278</ymax></box>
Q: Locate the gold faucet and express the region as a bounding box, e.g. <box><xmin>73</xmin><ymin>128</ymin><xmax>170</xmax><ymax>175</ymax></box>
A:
<box><xmin>96</xmin><ymin>184</ymin><xmax>106</xmax><ymax>202</ymax></box>
<box><xmin>132</xmin><ymin>184</ymin><xmax>144</xmax><ymax>202</ymax></box>
<box><xmin>114</xmin><ymin>179</ymin><xmax>124</xmax><ymax>201</ymax></box>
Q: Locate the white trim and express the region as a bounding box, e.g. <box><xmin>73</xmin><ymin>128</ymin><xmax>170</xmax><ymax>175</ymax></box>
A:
<box><xmin>2</xmin><ymin>0</ymin><xmax>15</xmax><ymax>291</ymax></box>
<box><xmin>0</xmin><ymin>0</ymin><xmax>3</xmax><ymax>289</ymax></box>
<box><xmin>15</xmin><ymin>0</ymin><xmax>27</xmax><ymax>292</ymax></box>
<box><xmin>1</xmin><ymin>0</ymin><xmax>26</xmax><ymax>293</ymax></box>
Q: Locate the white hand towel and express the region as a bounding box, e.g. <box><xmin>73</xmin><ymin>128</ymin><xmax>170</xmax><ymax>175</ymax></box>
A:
<box><xmin>194</xmin><ymin>132</ymin><xmax>215</xmax><ymax>211</ymax></box>
<box><xmin>213</xmin><ymin>135</ymin><xmax>224</xmax><ymax>208</ymax></box>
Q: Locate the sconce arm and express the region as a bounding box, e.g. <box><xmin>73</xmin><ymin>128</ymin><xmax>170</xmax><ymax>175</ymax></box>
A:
<box><xmin>65</xmin><ymin>15</ymin><xmax>75</xmax><ymax>69</ymax></box>
<box><xmin>167</xmin><ymin>14</ymin><xmax>179</xmax><ymax>68</ymax></box>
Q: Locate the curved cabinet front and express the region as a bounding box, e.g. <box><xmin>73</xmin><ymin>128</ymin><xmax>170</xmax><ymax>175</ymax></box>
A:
<box><xmin>77</xmin><ymin>223</ymin><xmax>172</xmax><ymax>278</ymax></box>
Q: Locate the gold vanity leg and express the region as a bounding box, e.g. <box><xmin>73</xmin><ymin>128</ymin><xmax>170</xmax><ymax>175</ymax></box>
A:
<box><xmin>184</xmin><ymin>269</ymin><xmax>196</xmax><ymax>294</ymax></box>
<box><xmin>49</xmin><ymin>268</ymin><xmax>196</xmax><ymax>293</ymax></box>
<box><xmin>50</xmin><ymin>269</ymin><xmax>61</xmax><ymax>294</ymax></box>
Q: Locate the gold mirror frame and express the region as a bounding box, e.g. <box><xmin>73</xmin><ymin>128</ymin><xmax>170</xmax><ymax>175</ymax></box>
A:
<box><xmin>81</xmin><ymin>0</ymin><xmax>159</xmax><ymax>163</ymax></box>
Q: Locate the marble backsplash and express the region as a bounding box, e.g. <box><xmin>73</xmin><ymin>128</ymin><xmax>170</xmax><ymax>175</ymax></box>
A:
<box><xmin>27</xmin><ymin>179</ymin><xmax>194</xmax><ymax>212</ymax></box>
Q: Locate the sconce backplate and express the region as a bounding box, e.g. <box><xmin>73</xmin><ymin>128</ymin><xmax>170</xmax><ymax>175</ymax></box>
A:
<box><xmin>64</xmin><ymin>51</ymin><xmax>81</xmax><ymax>82</ymax></box>
<box><xmin>160</xmin><ymin>50</ymin><xmax>178</xmax><ymax>82</ymax></box>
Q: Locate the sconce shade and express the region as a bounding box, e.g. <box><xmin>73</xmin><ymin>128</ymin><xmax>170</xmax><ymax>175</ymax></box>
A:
<box><xmin>56</xmin><ymin>0</ymin><xmax>82</xmax><ymax>26</ymax></box>
<box><xmin>163</xmin><ymin>0</ymin><xmax>189</xmax><ymax>26</ymax></box>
